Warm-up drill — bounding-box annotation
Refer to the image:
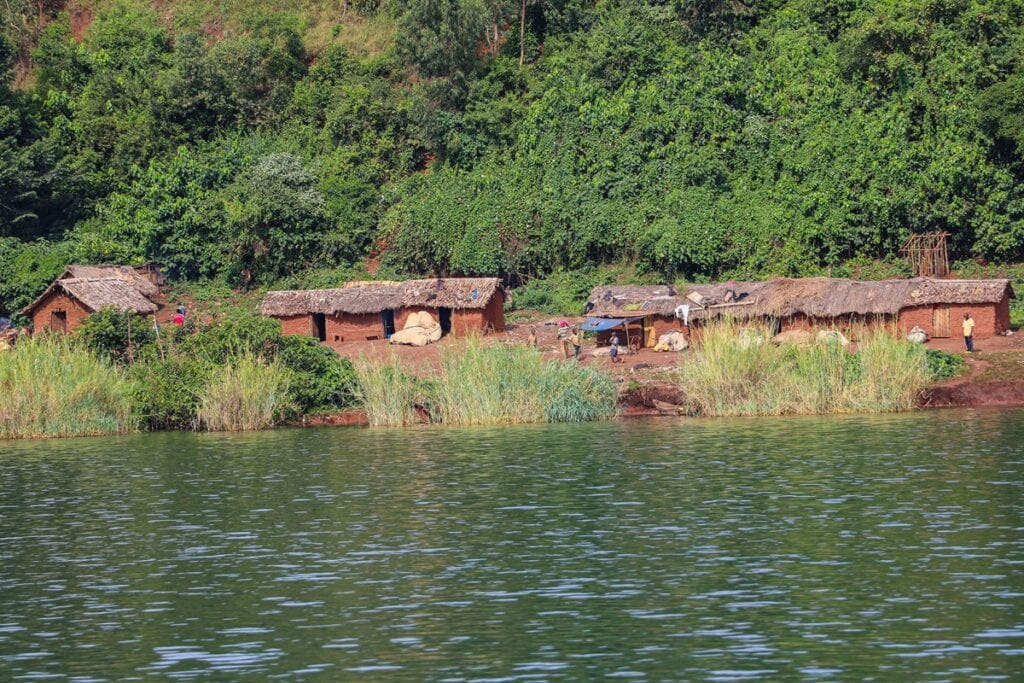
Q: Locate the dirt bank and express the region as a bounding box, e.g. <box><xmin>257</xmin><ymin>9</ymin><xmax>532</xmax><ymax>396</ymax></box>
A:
<box><xmin>921</xmin><ymin>349</ymin><xmax>1024</xmax><ymax>409</ymax></box>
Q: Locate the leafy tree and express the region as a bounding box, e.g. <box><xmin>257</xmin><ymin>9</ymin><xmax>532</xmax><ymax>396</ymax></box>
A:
<box><xmin>395</xmin><ymin>0</ymin><xmax>487</xmax><ymax>84</ymax></box>
<box><xmin>222</xmin><ymin>152</ymin><xmax>333</xmax><ymax>285</ymax></box>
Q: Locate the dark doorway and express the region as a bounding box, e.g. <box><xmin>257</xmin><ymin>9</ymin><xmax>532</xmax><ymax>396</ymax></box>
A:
<box><xmin>381</xmin><ymin>309</ymin><xmax>396</xmax><ymax>337</ymax></box>
<box><xmin>313</xmin><ymin>313</ymin><xmax>327</xmax><ymax>342</ymax></box>
<box><xmin>51</xmin><ymin>310</ymin><xmax>67</xmax><ymax>333</ymax></box>
<box><xmin>438</xmin><ymin>307</ymin><xmax>452</xmax><ymax>336</ymax></box>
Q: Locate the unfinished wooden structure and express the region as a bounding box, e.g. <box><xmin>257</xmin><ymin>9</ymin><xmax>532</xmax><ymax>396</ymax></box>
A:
<box><xmin>901</xmin><ymin>232</ymin><xmax>950</xmax><ymax>278</ymax></box>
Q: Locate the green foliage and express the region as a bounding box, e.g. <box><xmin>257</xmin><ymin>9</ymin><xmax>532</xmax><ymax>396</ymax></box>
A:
<box><xmin>276</xmin><ymin>335</ymin><xmax>360</xmax><ymax>413</ymax></box>
<box><xmin>925</xmin><ymin>348</ymin><xmax>966</xmax><ymax>381</ymax></box>
<box><xmin>74</xmin><ymin>306</ymin><xmax>156</xmax><ymax>363</ymax></box>
<box><xmin>355</xmin><ymin>339</ymin><xmax>618</xmax><ymax>427</ymax></box>
<box><xmin>130</xmin><ymin>356</ymin><xmax>210</xmax><ymax>430</ymax></box>
<box><xmin>0</xmin><ymin>238</ymin><xmax>69</xmax><ymax>317</ymax></box>
<box><xmin>197</xmin><ymin>354</ymin><xmax>293</xmax><ymax>431</ymax></box>
<box><xmin>394</xmin><ymin>0</ymin><xmax>486</xmax><ymax>83</ymax></box>
<box><xmin>0</xmin><ymin>336</ymin><xmax>137</xmax><ymax>438</ymax></box>
<box><xmin>6</xmin><ymin>0</ymin><xmax>1024</xmax><ymax>295</ymax></box>
<box><xmin>178</xmin><ymin>312</ymin><xmax>281</xmax><ymax>364</ymax></box>
<box><xmin>678</xmin><ymin>321</ymin><xmax>930</xmax><ymax>416</ymax></box>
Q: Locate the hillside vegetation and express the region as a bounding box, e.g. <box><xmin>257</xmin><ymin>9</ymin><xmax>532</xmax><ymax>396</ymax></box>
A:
<box><xmin>2</xmin><ymin>0</ymin><xmax>1024</xmax><ymax>317</ymax></box>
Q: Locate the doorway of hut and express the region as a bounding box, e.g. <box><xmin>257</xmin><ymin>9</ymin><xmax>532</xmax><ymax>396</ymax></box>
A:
<box><xmin>312</xmin><ymin>313</ymin><xmax>327</xmax><ymax>342</ymax></box>
<box><xmin>439</xmin><ymin>307</ymin><xmax>452</xmax><ymax>336</ymax></box>
<box><xmin>381</xmin><ymin>309</ymin><xmax>396</xmax><ymax>338</ymax></box>
<box><xmin>50</xmin><ymin>310</ymin><xmax>67</xmax><ymax>333</ymax></box>
<box><xmin>932</xmin><ymin>304</ymin><xmax>951</xmax><ymax>338</ymax></box>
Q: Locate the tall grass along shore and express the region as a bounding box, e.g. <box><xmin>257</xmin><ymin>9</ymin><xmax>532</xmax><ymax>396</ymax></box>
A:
<box><xmin>677</xmin><ymin>321</ymin><xmax>930</xmax><ymax>417</ymax></box>
<box><xmin>355</xmin><ymin>339</ymin><xmax>619</xmax><ymax>427</ymax></box>
<box><xmin>0</xmin><ymin>337</ymin><xmax>136</xmax><ymax>439</ymax></box>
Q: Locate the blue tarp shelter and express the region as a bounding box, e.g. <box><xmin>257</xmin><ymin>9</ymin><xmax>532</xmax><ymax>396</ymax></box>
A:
<box><xmin>579</xmin><ymin>316</ymin><xmax>645</xmax><ymax>332</ymax></box>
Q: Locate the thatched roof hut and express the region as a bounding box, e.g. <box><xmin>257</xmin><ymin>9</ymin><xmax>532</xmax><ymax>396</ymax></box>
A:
<box><xmin>586</xmin><ymin>278</ymin><xmax>1014</xmax><ymax>321</ymax></box>
<box><xmin>586</xmin><ymin>285</ymin><xmax>681</xmax><ymax>317</ymax></box>
<box><xmin>261</xmin><ymin>278</ymin><xmax>504</xmax><ymax>316</ymax></box>
<box><xmin>23</xmin><ymin>277</ymin><xmax>159</xmax><ymax>316</ymax></box>
<box><xmin>60</xmin><ymin>264</ymin><xmax>159</xmax><ymax>298</ymax></box>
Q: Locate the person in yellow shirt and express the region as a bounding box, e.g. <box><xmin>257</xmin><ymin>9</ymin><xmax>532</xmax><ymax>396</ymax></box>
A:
<box><xmin>963</xmin><ymin>312</ymin><xmax>975</xmax><ymax>352</ymax></box>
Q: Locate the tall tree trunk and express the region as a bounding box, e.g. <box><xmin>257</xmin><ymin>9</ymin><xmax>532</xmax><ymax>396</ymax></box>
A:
<box><xmin>519</xmin><ymin>0</ymin><xmax>526</xmax><ymax>66</ymax></box>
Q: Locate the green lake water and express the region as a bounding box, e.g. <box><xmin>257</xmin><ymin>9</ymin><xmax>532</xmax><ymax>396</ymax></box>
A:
<box><xmin>1</xmin><ymin>410</ymin><xmax>1023</xmax><ymax>681</ymax></box>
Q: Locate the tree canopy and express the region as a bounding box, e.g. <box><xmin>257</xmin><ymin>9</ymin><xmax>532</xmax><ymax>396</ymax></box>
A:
<box><xmin>2</xmin><ymin>0</ymin><xmax>1024</xmax><ymax>315</ymax></box>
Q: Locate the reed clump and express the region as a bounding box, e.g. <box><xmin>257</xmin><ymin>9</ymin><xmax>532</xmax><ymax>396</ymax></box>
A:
<box><xmin>678</xmin><ymin>321</ymin><xmax>929</xmax><ymax>416</ymax></box>
<box><xmin>0</xmin><ymin>336</ymin><xmax>136</xmax><ymax>439</ymax></box>
<box><xmin>354</xmin><ymin>339</ymin><xmax>618</xmax><ymax>427</ymax></box>
<box><xmin>197</xmin><ymin>355</ymin><xmax>293</xmax><ymax>431</ymax></box>
<box><xmin>353</xmin><ymin>355</ymin><xmax>425</xmax><ymax>428</ymax></box>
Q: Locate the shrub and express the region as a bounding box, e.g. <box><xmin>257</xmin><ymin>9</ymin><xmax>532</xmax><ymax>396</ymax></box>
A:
<box><xmin>75</xmin><ymin>306</ymin><xmax>156</xmax><ymax>363</ymax></box>
<box><xmin>197</xmin><ymin>355</ymin><xmax>293</xmax><ymax>431</ymax></box>
<box><xmin>0</xmin><ymin>337</ymin><xmax>136</xmax><ymax>438</ymax></box>
<box><xmin>178</xmin><ymin>313</ymin><xmax>281</xmax><ymax>364</ymax></box>
<box><xmin>276</xmin><ymin>334</ymin><xmax>359</xmax><ymax>413</ymax></box>
<box><xmin>925</xmin><ymin>348</ymin><xmax>966</xmax><ymax>382</ymax></box>
<box><xmin>130</xmin><ymin>357</ymin><xmax>211</xmax><ymax>431</ymax></box>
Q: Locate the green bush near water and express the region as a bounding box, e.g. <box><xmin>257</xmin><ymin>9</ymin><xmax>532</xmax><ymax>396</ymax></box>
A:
<box><xmin>130</xmin><ymin>357</ymin><xmax>211</xmax><ymax>431</ymax></box>
<box><xmin>678</xmin><ymin>322</ymin><xmax>930</xmax><ymax>417</ymax></box>
<box><xmin>354</xmin><ymin>339</ymin><xmax>618</xmax><ymax>427</ymax></box>
<box><xmin>925</xmin><ymin>349</ymin><xmax>966</xmax><ymax>382</ymax></box>
<box><xmin>0</xmin><ymin>337</ymin><xmax>136</xmax><ymax>438</ymax></box>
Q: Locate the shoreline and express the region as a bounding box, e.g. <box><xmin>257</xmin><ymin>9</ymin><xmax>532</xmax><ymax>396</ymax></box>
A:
<box><xmin>290</xmin><ymin>365</ymin><xmax>1024</xmax><ymax>428</ymax></box>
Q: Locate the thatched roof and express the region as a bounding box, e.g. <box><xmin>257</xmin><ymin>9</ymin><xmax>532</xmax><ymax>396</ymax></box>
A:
<box><xmin>61</xmin><ymin>264</ymin><xmax>159</xmax><ymax>298</ymax></box>
<box><xmin>586</xmin><ymin>278</ymin><xmax>1014</xmax><ymax>321</ymax></box>
<box><xmin>23</xmin><ymin>278</ymin><xmax>159</xmax><ymax>316</ymax></box>
<box><xmin>401</xmin><ymin>278</ymin><xmax>503</xmax><ymax>309</ymax></box>
<box><xmin>586</xmin><ymin>285</ymin><xmax>681</xmax><ymax>317</ymax></box>
<box><xmin>261</xmin><ymin>278</ymin><xmax>504</xmax><ymax>316</ymax></box>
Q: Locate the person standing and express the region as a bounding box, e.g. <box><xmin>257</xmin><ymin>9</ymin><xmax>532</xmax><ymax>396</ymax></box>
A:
<box><xmin>557</xmin><ymin>320</ymin><xmax>571</xmax><ymax>358</ymax></box>
<box><xmin>963</xmin><ymin>312</ymin><xmax>975</xmax><ymax>352</ymax></box>
<box><xmin>609</xmin><ymin>332</ymin><xmax>621</xmax><ymax>363</ymax></box>
<box><xmin>569</xmin><ymin>327</ymin><xmax>582</xmax><ymax>360</ymax></box>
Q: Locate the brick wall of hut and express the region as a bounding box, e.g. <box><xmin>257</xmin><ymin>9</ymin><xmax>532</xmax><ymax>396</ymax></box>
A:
<box><xmin>898</xmin><ymin>301</ymin><xmax>1007</xmax><ymax>339</ymax></box>
<box><xmin>451</xmin><ymin>292</ymin><xmax>506</xmax><ymax>335</ymax></box>
<box><xmin>276</xmin><ymin>314</ymin><xmax>314</xmax><ymax>337</ymax></box>
<box><xmin>31</xmin><ymin>292</ymin><xmax>91</xmax><ymax>333</ymax></box>
<box><xmin>779</xmin><ymin>313</ymin><xmax>895</xmax><ymax>338</ymax></box>
<box><xmin>326</xmin><ymin>313</ymin><xmax>386</xmax><ymax>342</ymax></box>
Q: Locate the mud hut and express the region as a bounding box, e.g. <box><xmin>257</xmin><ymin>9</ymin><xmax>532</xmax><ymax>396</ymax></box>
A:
<box><xmin>22</xmin><ymin>277</ymin><xmax>160</xmax><ymax>334</ymax></box>
<box><xmin>895</xmin><ymin>279</ymin><xmax>1013</xmax><ymax>339</ymax></box>
<box><xmin>585</xmin><ymin>278</ymin><xmax>1014</xmax><ymax>343</ymax></box>
<box><xmin>582</xmin><ymin>285</ymin><xmax>684</xmax><ymax>348</ymax></box>
<box><xmin>261</xmin><ymin>278</ymin><xmax>506</xmax><ymax>342</ymax></box>
<box><xmin>681</xmin><ymin>277</ymin><xmax>1014</xmax><ymax>339</ymax></box>
<box><xmin>398</xmin><ymin>278</ymin><xmax>505</xmax><ymax>336</ymax></box>
<box><xmin>260</xmin><ymin>283</ymin><xmax>405</xmax><ymax>342</ymax></box>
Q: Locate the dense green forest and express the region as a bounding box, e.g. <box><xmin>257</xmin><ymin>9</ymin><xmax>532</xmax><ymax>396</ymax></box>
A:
<box><xmin>2</xmin><ymin>0</ymin><xmax>1024</xmax><ymax>317</ymax></box>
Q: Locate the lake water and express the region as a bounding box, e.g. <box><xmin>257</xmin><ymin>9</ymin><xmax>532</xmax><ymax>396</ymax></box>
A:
<box><xmin>1</xmin><ymin>411</ymin><xmax>1023</xmax><ymax>681</ymax></box>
